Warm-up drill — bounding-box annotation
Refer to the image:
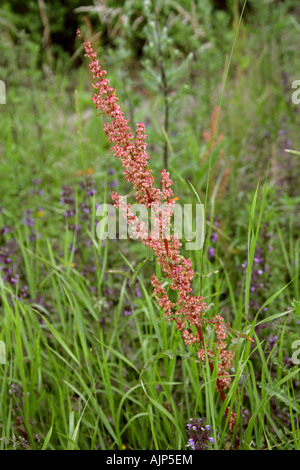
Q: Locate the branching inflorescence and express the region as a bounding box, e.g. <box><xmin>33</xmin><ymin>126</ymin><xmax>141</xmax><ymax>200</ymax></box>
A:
<box><xmin>78</xmin><ymin>30</ymin><xmax>237</xmax><ymax>431</ymax></box>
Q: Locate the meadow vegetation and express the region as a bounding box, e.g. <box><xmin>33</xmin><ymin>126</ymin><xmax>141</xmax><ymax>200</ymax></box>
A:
<box><xmin>0</xmin><ymin>0</ymin><xmax>299</xmax><ymax>450</ymax></box>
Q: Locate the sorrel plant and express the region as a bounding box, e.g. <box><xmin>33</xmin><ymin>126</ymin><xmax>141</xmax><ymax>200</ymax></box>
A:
<box><xmin>77</xmin><ymin>29</ymin><xmax>250</xmax><ymax>445</ymax></box>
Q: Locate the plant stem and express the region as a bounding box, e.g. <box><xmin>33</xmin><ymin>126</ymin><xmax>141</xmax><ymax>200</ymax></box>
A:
<box><xmin>154</xmin><ymin>7</ymin><xmax>169</xmax><ymax>170</ymax></box>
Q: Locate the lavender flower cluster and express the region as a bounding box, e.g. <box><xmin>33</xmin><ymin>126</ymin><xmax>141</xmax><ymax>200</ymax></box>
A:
<box><xmin>186</xmin><ymin>417</ymin><xmax>214</xmax><ymax>450</ymax></box>
<box><xmin>0</xmin><ymin>227</ymin><xmax>28</xmax><ymax>299</ymax></box>
<box><xmin>242</xmin><ymin>245</ymin><xmax>270</xmax><ymax>312</ymax></box>
<box><xmin>208</xmin><ymin>223</ymin><xmax>218</xmax><ymax>259</ymax></box>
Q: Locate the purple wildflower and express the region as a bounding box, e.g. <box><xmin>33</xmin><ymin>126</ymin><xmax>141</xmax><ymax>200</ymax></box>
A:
<box><xmin>211</xmin><ymin>232</ymin><xmax>218</xmax><ymax>243</ymax></box>
<box><xmin>134</xmin><ymin>288</ymin><xmax>141</xmax><ymax>299</ymax></box>
<box><xmin>186</xmin><ymin>417</ymin><xmax>214</xmax><ymax>450</ymax></box>
<box><xmin>33</xmin><ymin>178</ymin><xmax>42</xmax><ymax>185</ymax></box>
<box><xmin>269</xmin><ymin>335</ymin><xmax>278</xmax><ymax>345</ymax></box>
<box><xmin>21</xmin><ymin>210</ymin><xmax>34</xmax><ymax>227</ymax></box>
<box><xmin>208</xmin><ymin>246</ymin><xmax>215</xmax><ymax>258</ymax></box>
